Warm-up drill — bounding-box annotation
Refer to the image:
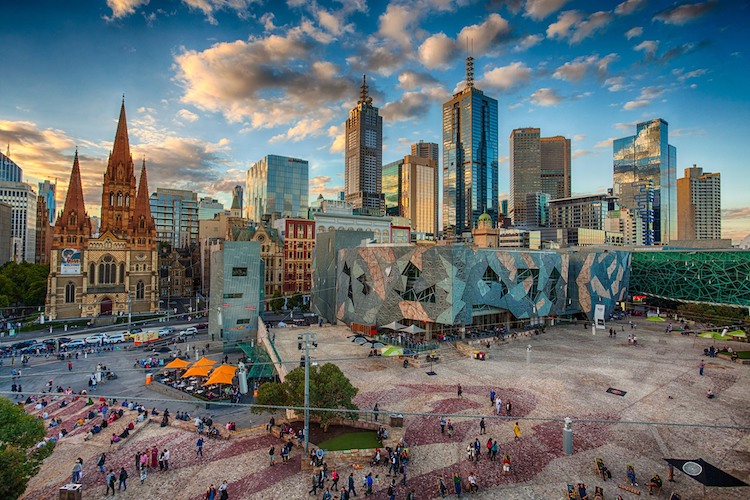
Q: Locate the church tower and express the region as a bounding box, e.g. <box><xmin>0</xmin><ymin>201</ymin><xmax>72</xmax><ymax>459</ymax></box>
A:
<box><xmin>128</xmin><ymin>158</ymin><xmax>156</xmax><ymax>248</ymax></box>
<box><xmin>100</xmin><ymin>99</ymin><xmax>137</xmax><ymax>237</ymax></box>
<box><xmin>54</xmin><ymin>149</ymin><xmax>91</xmax><ymax>247</ymax></box>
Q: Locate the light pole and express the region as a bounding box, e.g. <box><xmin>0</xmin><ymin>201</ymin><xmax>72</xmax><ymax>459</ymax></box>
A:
<box><xmin>297</xmin><ymin>332</ymin><xmax>317</xmax><ymax>454</ymax></box>
<box><xmin>127</xmin><ymin>292</ymin><xmax>133</xmax><ymax>334</ymax></box>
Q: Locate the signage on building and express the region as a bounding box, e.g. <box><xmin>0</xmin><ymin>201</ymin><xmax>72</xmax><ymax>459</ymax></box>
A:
<box><xmin>60</xmin><ymin>248</ymin><xmax>82</xmax><ymax>274</ymax></box>
<box><xmin>594</xmin><ymin>303</ymin><xmax>606</xmax><ymax>330</ymax></box>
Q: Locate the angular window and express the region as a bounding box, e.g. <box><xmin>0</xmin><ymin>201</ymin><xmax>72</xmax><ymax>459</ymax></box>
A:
<box><xmin>517</xmin><ymin>268</ymin><xmax>540</xmax><ymax>299</ymax></box>
<box><xmin>232</xmin><ymin>267</ymin><xmax>248</xmax><ymax>277</ymax></box>
<box><xmin>357</xmin><ymin>273</ymin><xmax>370</xmax><ymax>296</ymax></box>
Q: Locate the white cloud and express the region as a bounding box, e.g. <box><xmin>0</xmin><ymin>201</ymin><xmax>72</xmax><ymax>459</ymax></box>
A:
<box><xmin>634</xmin><ymin>40</ymin><xmax>659</xmax><ymax>58</ymax></box>
<box><xmin>623</xmin><ymin>99</ymin><xmax>649</xmax><ymax>110</ymax></box>
<box><xmin>309</xmin><ymin>175</ymin><xmax>344</xmax><ymax>200</ymax></box>
<box><xmin>547</xmin><ymin>10</ymin><xmax>612</xmax><ymax>43</ymax></box>
<box><xmin>327</xmin><ymin>125</ymin><xmax>345</xmax><ymax>153</ymax></box>
<box><xmin>594</xmin><ymin>138</ymin><xmax>615</xmax><ymax>148</ymax></box>
<box><xmin>546</xmin><ymin>10</ymin><xmax>581</xmax><ymax>39</ymax></box>
<box><xmin>530</xmin><ymin>88</ymin><xmax>563</xmax><ymax>106</ymax></box>
<box><xmin>381</xmin><ymin>87</ymin><xmax>450</xmax><ymax>122</ymax></box>
<box><xmin>397</xmin><ymin>70</ymin><xmax>440</xmax><ymax>90</ymax></box>
<box><xmin>654</xmin><ymin>0</ymin><xmax>717</xmax><ymax>25</ymax></box>
<box><xmin>678</xmin><ymin>68</ymin><xmax>708</xmax><ymax>81</ymax></box>
<box><xmin>457</xmin><ymin>13</ymin><xmax>512</xmax><ymax>55</ymax></box>
<box><xmin>572</xmin><ymin>149</ymin><xmax>595</xmax><ymax>158</ymax></box>
<box><xmin>418</xmin><ymin>33</ymin><xmax>458</xmax><ymax>69</ymax></box>
<box><xmin>269</xmin><ymin>114</ymin><xmax>332</xmax><ymax>143</ymax></box>
<box><xmin>480</xmin><ymin>62</ymin><xmax>532</xmax><ymax>90</ymax></box>
<box><xmin>105</xmin><ymin>0</ymin><xmax>149</xmax><ymax>20</ymax></box>
<box><xmin>573</xmin><ymin>134</ymin><xmax>585</xmax><ymax>141</ymax></box>
<box><xmin>615</xmin><ymin>0</ymin><xmax>646</xmax><ymax>15</ymax></box>
<box><xmin>182</xmin><ymin>0</ymin><xmax>258</xmax><ymax>25</ymax></box>
<box><xmin>176</xmin><ymin>109</ymin><xmax>199</xmax><ymax>123</ymax></box>
<box><xmin>625</xmin><ymin>26</ymin><xmax>643</xmax><ymax>39</ymax></box>
<box><xmin>604</xmin><ymin>76</ymin><xmax>628</xmax><ymax>92</ymax></box>
<box><xmin>513</xmin><ymin>34</ymin><xmax>543</xmax><ymax>52</ymax></box>
<box><xmin>553</xmin><ymin>53</ymin><xmax>617</xmax><ymax>82</ymax></box>
<box><xmin>378</xmin><ymin>4</ymin><xmax>414</xmax><ymax>51</ymax></box>
<box><xmin>525</xmin><ymin>0</ymin><xmax>571</xmax><ymax>20</ymax></box>
<box><xmin>259</xmin><ymin>12</ymin><xmax>276</xmax><ymax>31</ymax></box>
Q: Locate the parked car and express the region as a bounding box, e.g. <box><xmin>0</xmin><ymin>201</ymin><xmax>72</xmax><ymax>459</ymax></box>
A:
<box><xmin>85</xmin><ymin>333</ymin><xmax>107</xmax><ymax>345</ymax></box>
<box><xmin>30</xmin><ymin>343</ymin><xmax>47</xmax><ymax>350</ymax></box>
<box><xmin>62</xmin><ymin>339</ymin><xmax>86</xmax><ymax>349</ymax></box>
<box><xmin>158</xmin><ymin>327</ymin><xmax>175</xmax><ymax>337</ymax></box>
<box><xmin>178</xmin><ymin>327</ymin><xmax>198</xmax><ymax>338</ymax></box>
<box><xmin>196</xmin><ymin>323</ymin><xmax>208</xmax><ymax>330</ymax></box>
<box><xmin>105</xmin><ymin>333</ymin><xmax>126</xmax><ymax>344</ymax></box>
<box><xmin>11</xmin><ymin>340</ymin><xmax>34</xmax><ymax>350</ymax></box>
<box><xmin>129</xmin><ymin>327</ymin><xmax>143</xmax><ymax>334</ymax></box>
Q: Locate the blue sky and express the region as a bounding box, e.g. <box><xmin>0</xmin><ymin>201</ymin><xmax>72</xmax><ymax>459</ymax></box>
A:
<box><xmin>1</xmin><ymin>0</ymin><xmax>748</xmax><ymax>240</ymax></box>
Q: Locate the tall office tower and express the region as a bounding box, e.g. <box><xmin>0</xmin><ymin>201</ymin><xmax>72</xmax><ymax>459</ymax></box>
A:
<box><xmin>382</xmin><ymin>155</ymin><xmax>439</xmax><ymax>237</ymax></box>
<box><xmin>443</xmin><ymin>55</ymin><xmax>499</xmax><ymax>236</ymax></box>
<box><xmin>345</xmin><ymin>75</ymin><xmax>384</xmax><ymax>216</ymax></box>
<box><xmin>0</xmin><ymin>181</ymin><xmax>37</xmax><ymax>262</ymax></box>
<box><xmin>149</xmin><ymin>188</ymin><xmax>199</xmax><ymax>248</ymax></box>
<box><xmin>0</xmin><ymin>147</ymin><xmax>22</xmax><ymax>182</ymax></box>
<box><xmin>411</xmin><ymin>140</ymin><xmax>439</xmax><ymax>161</ymax></box>
<box><xmin>198</xmin><ymin>197</ymin><xmax>224</xmax><ymax>220</ymax></box>
<box><xmin>501</xmin><ymin>199</ymin><xmax>508</xmax><ymax>217</ymax></box>
<box><xmin>540</xmin><ymin>136</ymin><xmax>571</xmax><ymax>200</ymax></box>
<box><xmin>38</xmin><ymin>180</ymin><xmax>57</xmax><ymax>225</ymax></box>
<box><xmin>509</xmin><ymin>128</ymin><xmax>541</xmax><ymax>225</ymax></box>
<box><xmin>525</xmin><ymin>192</ymin><xmax>550</xmax><ymax>227</ymax></box>
<box><xmin>677</xmin><ymin>165</ymin><xmax>721</xmax><ymax>240</ymax></box>
<box><xmin>232</xmin><ymin>185</ymin><xmax>243</xmax><ymax>213</ymax></box>
<box><xmin>246</xmin><ymin>154</ymin><xmax>309</xmax><ymax>222</ymax></box>
<box><xmin>613</xmin><ymin>118</ymin><xmax>677</xmax><ymax>244</ymax></box>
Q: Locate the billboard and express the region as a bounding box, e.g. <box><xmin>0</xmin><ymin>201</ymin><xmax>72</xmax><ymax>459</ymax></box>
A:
<box><xmin>594</xmin><ymin>303</ymin><xmax>606</xmax><ymax>330</ymax></box>
<box><xmin>60</xmin><ymin>248</ymin><xmax>82</xmax><ymax>274</ymax></box>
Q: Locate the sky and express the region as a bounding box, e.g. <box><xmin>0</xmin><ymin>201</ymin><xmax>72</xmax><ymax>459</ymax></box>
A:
<box><xmin>1</xmin><ymin>0</ymin><xmax>748</xmax><ymax>241</ymax></box>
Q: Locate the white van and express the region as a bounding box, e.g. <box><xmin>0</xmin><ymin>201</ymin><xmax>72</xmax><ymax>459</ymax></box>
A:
<box><xmin>105</xmin><ymin>333</ymin><xmax>126</xmax><ymax>344</ymax></box>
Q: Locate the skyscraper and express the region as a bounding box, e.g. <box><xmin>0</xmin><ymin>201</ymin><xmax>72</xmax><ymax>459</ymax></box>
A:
<box><xmin>677</xmin><ymin>165</ymin><xmax>721</xmax><ymax>240</ymax></box>
<box><xmin>246</xmin><ymin>154</ymin><xmax>309</xmax><ymax>222</ymax></box>
<box><xmin>443</xmin><ymin>55</ymin><xmax>498</xmax><ymax>236</ymax></box>
<box><xmin>0</xmin><ymin>147</ymin><xmax>22</xmax><ymax>183</ymax></box>
<box><xmin>38</xmin><ymin>180</ymin><xmax>57</xmax><ymax>225</ymax></box>
<box><xmin>613</xmin><ymin>118</ymin><xmax>677</xmax><ymax>244</ymax></box>
<box><xmin>411</xmin><ymin>140</ymin><xmax>439</xmax><ymax>161</ymax></box>
<box><xmin>345</xmin><ymin>75</ymin><xmax>384</xmax><ymax>216</ymax></box>
<box><xmin>149</xmin><ymin>188</ymin><xmax>199</xmax><ymax>248</ymax></box>
<box><xmin>540</xmin><ymin>136</ymin><xmax>571</xmax><ymax>200</ymax></box>
<box><xmin>382</xmin><ymin>154</ymin><xmax>439</xmax><ymax>238</ymax></box>
<box><xmin>509</xmin><ymin>128</ymin><xmax>541</xmax><ymax>225</ymax></box>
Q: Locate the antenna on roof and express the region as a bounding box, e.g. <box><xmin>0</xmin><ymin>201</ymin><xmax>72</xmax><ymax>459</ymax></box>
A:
<box><xmin>465</xmin><ymin>38</ymin><xmax>474</xmax><ymax>89</ymax></box>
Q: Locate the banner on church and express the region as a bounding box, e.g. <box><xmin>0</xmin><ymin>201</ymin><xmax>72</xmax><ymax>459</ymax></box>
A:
<box><xmin>60</xmin><ymin>248</ymin><xmax>82</xmax><ymax>274</ymax></box>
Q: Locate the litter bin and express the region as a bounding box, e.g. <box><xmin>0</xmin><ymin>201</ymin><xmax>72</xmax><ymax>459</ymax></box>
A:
<box><xmin>145</xmin><ymin>373</ymin><xmax>153</xmax><ymax>385</ymax></box>
<box><xmin>390</xmin><ymin>414</ymin><xmax>404</xmax><ymax>427</ymax></box>
<box><xmin>59</xmin><ymin>483</ymin><xmax>82</xmax><ymax>500</ymax></box>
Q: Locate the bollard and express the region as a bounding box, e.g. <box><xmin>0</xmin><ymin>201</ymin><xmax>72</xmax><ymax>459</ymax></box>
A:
<box><xmin>563</xmin><ymin>417</ymin><xmax>573</xmax><ymax>455</ymax></box>
<box><xmin>526</xmin><ymin>345</ymin><xmax>532</xmax><ymax>364</ymax></box>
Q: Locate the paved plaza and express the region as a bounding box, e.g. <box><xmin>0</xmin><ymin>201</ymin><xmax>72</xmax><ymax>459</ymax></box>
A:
<box><xmin>19</xmin><ymin>316</ymin><xmax>750</xmax><ymax>499</ymax></box>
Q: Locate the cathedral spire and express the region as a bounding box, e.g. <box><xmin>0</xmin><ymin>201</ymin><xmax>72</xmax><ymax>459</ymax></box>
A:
<box><xmin>56</xmin><ymin>148</ymin><xmax>91</xmax><ymax>241</ymax></box>
<box><xmin>111</xmin><ymin>99</ymin><xmax>131</xmax><ymax>166</ymax></box>
<box><xmin>129</xmin><ymin>157</ymin><xmax>155</xmax><ymax>237</ymax></box>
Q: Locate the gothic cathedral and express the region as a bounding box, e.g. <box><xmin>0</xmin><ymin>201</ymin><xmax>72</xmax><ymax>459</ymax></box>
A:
<box><xmin>45</xmin><ymin>100</ymin><xmax>158</xmax><ymax>320</ymax></box>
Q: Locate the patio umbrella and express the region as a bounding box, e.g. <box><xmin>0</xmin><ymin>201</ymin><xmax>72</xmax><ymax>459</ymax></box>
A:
<box><xmin>664</xmin><ymin>458</ymin><xmax>748</xmax><ymax>487</ymax></box>
<box><xmin>381</xmin><ymin>346</ymin><xmax>403</xmax><ymax>357</ymax></box>
<box><xmin>382</xmin><ymin>321</ymin><xmax>406</xmax><ymax>331</ymax></box>
<box><xmin>181</xmin><ymin>364</ymin><xmax>212</xmax><ymax>378</ymax></box>
<box><xmin>203</xmin><ymin>365</ymin><xmax>237</xmax><ymax>386</ymax></box>
<box><xmin>193</xmin><ymin>356</ymin><xmax>217</xmax><ymax>367</ymax></box>
<box><xmin>162</xmin><ymin>358</ymin><xmax>191</xmax><ymax>370</ymax></box>
<box><xmin>400</xmin><ymin>324</ymin><xmax>426</xmax><ymax>334</ymax></box>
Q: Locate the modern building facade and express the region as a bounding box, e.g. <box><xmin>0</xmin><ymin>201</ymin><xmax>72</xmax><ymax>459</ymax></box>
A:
<box><xmin>246</xmin><ymin>155</ymin><xmax>309</xmax><ymax>222</ymax></box>
<box><xmin>234</xmin><ymin>225</ymin><xmax>284</xmax><ymax>300</ymax></box>
<box><xmin>540</xmin><ymin>136</ymin><xmax>571</xmax><ymax>201</ymax></box>
<box><xmin>0</xmin><ymin>181</ymin><xmax>37</xmax><ymax>262</ymax></box>
<box><xmin>198</xmin><ymin>197</ymin><xmax>224</xmax><ymax>220</ymax></box>
<box><xmin>345</xmin><ymin>75</ymin><xmax>384</xmax><ymax>216</ymax></box>
<box><xmin>548</xmin><ymin>193</ymin><xmax>617</xmax><ymax>231</ymax></box>
<box><xmin>311</xmin><ymin>197</ymin><xmax>392</xmax><ymax>244</ymax></box>
<box><xmin>613</xmin><ymin>118</ymin><xmax>677</xmax><ymax>244</ymax></box>
<box><xmin>38</xmin><ymin>180</ymin><xmax>57</xmax><ymax>225</ymax></box>
<box><xmin>149</xmin><ymin>188</ymin><xmax>199</xmax><ymax>248</ymax></box>
<box><xmin>382</xmin><ymin>154</ymin><xmax>438</xmax><ymax>238</ymax></box>
<box><xmin>0</xmin><ymin>202</ymin><xmax>11</xmax><ymax>265</ymax></box>
<box><xmin>45</xmin><ymin>101</ymin><xmax>158</xmax><ymax>320</ymax></box>
<box><xmin>0</xmin><ymin>149</ymin><xmax>22</xmax><ymax>183</ymax></box>
<box><xmin>677</xmin><ymin>165</ymin><xmax>721</xmax><ymax>240</ymax></box>
<box><xmin>525</xmin><ymin>192</ymin><xmax>550</xmax><ymax>228</ymax></box>
<box><xmin>412</xmin><ymin>140</ymin><xmax>439</xmax><ymax>161</ymax></box>
<box><xmin>443</xmin><ymin>58</ymin><xmax>499</xmax><ymax>236</ymax></box>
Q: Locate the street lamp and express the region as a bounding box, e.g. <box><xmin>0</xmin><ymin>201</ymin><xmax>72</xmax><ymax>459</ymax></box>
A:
<box><xmin>297</xmin><ymin>331</ymin><xmax>318</xmax><ymax>454</ymax></box>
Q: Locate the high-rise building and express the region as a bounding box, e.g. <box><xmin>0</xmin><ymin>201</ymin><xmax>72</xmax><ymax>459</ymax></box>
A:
<box><xmin>38</xmin><ymin>180</ymin><xmax>57</xmax><ymax>225</ymax></box>
<box><xmin>198</xmin><ymin>197</ymin><xmax>224</xmax><ymax>220</ymax></box>
<box><xmin>0</xmin><ymin>147</ymin><xmax>22</xmax><ymax>183</ymax></box>
<box><xmin>232</xmin><ymin>185</ymin><xmax>243</xmax><ymax>214</ymax></box>
<box><xmin>540</xmin><ymin>136</ymin><xmax>571</xmax><ymax>200</ymax></box>
<box><xmin>613</xmin><ymin>118</ymin><xmax>677</xmax><ymax>244</ymax></box>
<box><xmin>0</xmin><ymin>180</ymin><xmax>37</xmax><ymax>262</ymax></box>
<box><xmin>510</xmin><ymin>129</ymin><xmax>571</xmax><ymax>225</ymax></box>
<box><xmin>149</xmin><ymin>188</ymin><xmax>199</xmax><ymax>248</ymax></box>
<box><xmin>246</xmin><ymin>155</ymin><xmax>309</xmax><ymax>222</ymax></box>
<box><xmin>548</xmin><ymin>193</ymin><xmax>618</xmax><ymax>231</ymax></box>
<box><xmin>0</xmin><ymin>202</ymin><xmax>12</xmax><ymax>265</ymax></box>
<box><xmin>509</xmin><ymin>128</ymin><xmax>540</xmax><ymax>225</ymax></box>
<box><xmin>500</xmin><ymin>199</ymin><xmax>508</xmax><ymax>217</ymax></box>
<box><xmin>35</xmin><ymin>195</ymin><xmax>52</xmax><ymax>264</ymax></box>
<box><xmin>345</xmin><ymin>75</ymin><xmax>384</xmax><ymax>216</ymax></box>
<box><xmin>411</xmin><ymin>140</ymin><xmax>439</xmax><ymax>161</ymax></box>
<box><xmin>443</xmin><ymin>56</ymin><xmax>498</xmax><ymax>236</ymax></box>
<box><xmin>677</xmin><ymin>165</ymin><xmax>721</xmax><ymax>240</ymax></box>
<box><xmin>382</xmin><ymin>154</ymin><xmax>439</xmax><ymax>238</ymax></box>
<box><xmin>525</xmin><ymin>192</ymin><xmax>550</xmax><ymax>227</ymax></box>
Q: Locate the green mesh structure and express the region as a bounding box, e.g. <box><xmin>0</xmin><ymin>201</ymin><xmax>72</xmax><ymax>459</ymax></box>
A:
<box><xmin>630</xmin><ymin>251</ymin><xmax>750</xmax><ymax>307</ymax></box>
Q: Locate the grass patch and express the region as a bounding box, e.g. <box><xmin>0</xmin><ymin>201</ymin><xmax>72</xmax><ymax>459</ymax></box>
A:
<box><xmin>646</xmin><ymin>316</ymin><xmax>666</xmax><ymax>322</ymax></box>
<box><xmin>317</xmin><ymin>431</ymin><xmax>380</xmax><ymax>451</ymax></box>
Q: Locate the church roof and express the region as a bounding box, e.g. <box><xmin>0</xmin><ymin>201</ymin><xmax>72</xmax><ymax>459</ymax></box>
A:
<box><xmin>109</xmin><ymin>99</ymin><xmax>133</xmax><ymax>174</ymax></box>
<box><xmin>130</xmin><ymin>158</ymin><xmax>155</xmax><ymax>231</ymax></box>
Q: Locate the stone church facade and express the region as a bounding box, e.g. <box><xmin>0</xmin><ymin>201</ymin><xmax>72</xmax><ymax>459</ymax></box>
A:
<box><xmin>45</xmin><ymin>101</ymin><xmax>158</xmax><ymax>319</ymax></box>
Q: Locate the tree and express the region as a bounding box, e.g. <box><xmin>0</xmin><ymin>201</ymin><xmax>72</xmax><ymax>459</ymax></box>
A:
<box><xmin>287</xmin><ymin>293</ymin><xmax>303</xmax><ymax>310</ymax></box>
<box><xmin>0</xmin><ymin>397</ymin><xmax>51</xmax><ymax>499</ymax></box>
<box><xmin>269</xmin><ymin>293</ymin><xmax>285</xmax><ymax>313</ymax></box>
<box><xmin>254</xmin><ymin>363</ymin><xmax>359</xmax><ymax>431</ymax></box>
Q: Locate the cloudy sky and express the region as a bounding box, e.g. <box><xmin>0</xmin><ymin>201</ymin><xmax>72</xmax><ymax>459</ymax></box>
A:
<box><xmin>1</xmin><ymin>0</ymin><xmax>748</xmax><ymax>240</ymax></box>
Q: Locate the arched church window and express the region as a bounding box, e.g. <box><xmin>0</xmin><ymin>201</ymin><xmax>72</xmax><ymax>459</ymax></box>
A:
<box><xmin>120</xmin><ymin>263</ymin><xmax>125</xmax><ymax>283</ymax></box>
<box><xmin>89</xmin><ymin>263</ymin><xmax>95</xmax><ymax>284</ymax></box>
<box><xmin>117</xmin><ymin>193</ymin><xmax>123</xmax><ymax>206</ymax></box>
<box><xmin>125</xmin><ymin>195</ymin><xmax>130</xmax><ymax>207</ymax></box>
<box><xmin>110</xmin><ymin>192</ymin><xmax>114</xmax><ymax>206</ymax></box>
<box><xmin>65</xmin><ymin>282</ymin><xmax>75</xmax><ymax>303</ymax></box>
<box><xmin>136</xmin><ymin>280</ymin><xmax>145</xmax><ymax>300</ymax></box>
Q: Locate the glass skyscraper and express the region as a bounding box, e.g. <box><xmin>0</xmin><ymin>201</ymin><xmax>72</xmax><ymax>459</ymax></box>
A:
<box><xmin>442</xmin><ymin>58</ymin><xmax>498</xmax><ymax>237</ymax></box>
<box><xmin>38</xmin><ymin>180</ymin><xmax>57</xmax><ymax>225</ymax></box>
<box><xmin>246</xmin><ymin>154</ymin><xmax>309</xmax><ymax>222</ymax></box>
<box><xmin>613</xmin><ymin>118</ymin><xmax>677</xmax><ymax>244</ymax></box>
<box><xmin>0</xmin><ymin>149</ymin><xmax>22</xmax><ymax>183</ymax></box>
<box><xmin>149</xmin><ymin>188</ymin><xmax>199</xmax><ymax>248</ymax></box>
<box><xmin>382</xmin><ymin>153</ymin><xmax>439</xmax><ymax>237</ymax></box>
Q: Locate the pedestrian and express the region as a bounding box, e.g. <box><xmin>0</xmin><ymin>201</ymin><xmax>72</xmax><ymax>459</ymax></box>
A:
<box><xmin>479</xmin><ymin>418</ymin><xmax>486</xmax><ymax>434</ymax></box>
<box><xmin>438</xmin><ymin>476</ymin><xmax>447</xmax><ymax>497</ymax></box>
<box><xmin>373</xmin><ymin>403</ymin><xmax>380</xmax><ymax>422</ymax></box>
<box><xmin>489</xmin><ymin>390</ymin><xmax>495</xmax><ymax>405</ymax></box>
<box><xmin>386</xmin><ymin>480</ymin><xmax>395</xmax><ymax>500</ymax></box>
<box><xmin>348</xmin><ymin>472</ymin><xmax>357</xmax><ymax>497</ymax></box>
<box><xmin>667</xmin><ymin>463</ymin><xmax>675</xmax><ymax>482</ymax></box>
<box><xmin>151</xmin><ymin>445</ymin><xmax>158</xmax><ymax>469</ymax></box>
<box><xmin>309</xmin><ymin>473</ymin><xmax>320</xmax><ymax>495</ymax></box>
<box><xmin>158</xmin><ymin>450</ymin><xmax>165</xmax><ymax>470</ymax></box>
<box><xmin>163</xmin><ymin>448</ymin><xmax>170</xmax><ymax>470</ymax></box>
<box><xmin>219</xmin><ymin>480</ymin><xmax>229</xmax><ymax>500</ymax></box>
<box><xmin>440</xmin><ymin>416</ymin><xmax>446</xmax><ymax>434</ymax></box>
<box><xmin>118</xmin><ymin>467</ymin><xmax>128</xmax><ymax>491</ymax></box>
<box><xmin>447</xmin><ymin>419</ymin><xmax>454</xmax><ymax>438</ymax></box>
<box><xmin>140</xmin><ymin>464</ymin><xmax>147</xmax><ymax>484</ymax></box>
<box><xmin>269</xmin><ymin>445</ymin><xmax>275</xmax><ymax>466</ymax></box>
<box><xmin>505</xmin><ymin>400</ymin><xmax>512</xmax><ymax>417</ymax></box>
<box><xmin>97</xmin><ymin>452</ymin><xmax>106</xmax><ymax>473</ymax></box>
<box><xmin>513</xmin><ymin>422</ymin><xmax>521</xmax><ymax>441</ymax></box>
<box><xmin>401</xmin><ymin>463</ymin><xmax>407</xmax><ymax>486</ymax></box>
<box><xmin>495</xmin><ymin>397</ymin><xmax>502</xmax><ymax>415</ymax></box>
<box><xmin>699</xmin><ymin>360</ymin><xmax>705</xmax><ymax>376</ymax></box>
<box><xmin>206</xmin><ymin>483</ymin><xmax>217</xmax><ymax>500</ymax></box>
<box><xmin>457</xmin><ymin>384</ymin><xmax>462</xmax><ymax>398</ymax></box>
<box><xmin>106</xmin><ymin>469</ymin><xmax>116</xmax><ymax>496</ymax></box>
<box><xmin>331</xmin><ymin>468</ymin><xmax>339</xmax><ymax>490</ymax></box>
<box><xmin>196</xmin><ymin>436</ymin><xmax>204</xmax><ymax>457</ymax></box>
<box><xmin>72</xmin><ymin>458</ymin><xmax>83</xmax><ymax>484</ymax></box>
<box><xmin>68</xmin><ymin>361</ymin><xmax>73</xmax><ymax>371</ymax></box>
<box><xmin>453</xmin><ymin>472</ymin><xmax>462</xmax><ymax>498</ymax></box>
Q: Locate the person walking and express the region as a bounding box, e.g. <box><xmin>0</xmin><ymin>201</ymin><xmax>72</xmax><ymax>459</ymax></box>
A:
<box><xmin>269</xmin><ymin>445</ymin><xmax>275</xmax><ymax>466</ymax></box>
<box><xmin>331</xmin><ymin>469</ymin><xmax>339</xmax><ymax>490</ymax></box>
<box><xmin>218</xmin><ymin>480</ymin><xmax>229</xmax><ymax>500</ymax></box>
<box><xmin>489</xmin><ymin>390</ymin><xmax>496</xmax><ymax>405</ymax></box>
<box><xmin>373</xmin><ymin>403</ymin><xmax>380</xmax><ymax>422</ymax></box>
<box><xmin>196</xmin><ymin>436</ymin><xmax>204</xmax><ymax>457</ymax></box>
<box><xmin>139</xmin><ymin>464</ymin><xmax>147</xmax><ymax>484</ymax></box>
<box><xmin>438</xmin><ymin>476</ymin><xmax>447</xmax><ymax>497</ymax></box>
<box><xmin>479</xmin><ymin>418</ymin><xmax>486</xmax><ymax>435</ymax></box>
<box><xmin>457</xmin><ymin>384</ymin><xmax>462</xmax><ymax>398</ymax></box>
<box><xmin>97</xmin><ymin>452</ymin><xmax>106</xmax><ymax>473</ymax></box>
<box><xmin>699</xmin><ymin>360</ymin><xmax>705</xmax><ymax>376</ymax></box>
<box><xmin>309</xmin><ymin>473</ymin><xmax>319</xmax><ymax>496</ymax></box>
<box><xmin>72</xmin><ymin>458</ymin><xmax>83</xmax><ymax>484</ymax></box>
<box><xmin>68</xmin><ymin>360</ymin><xmax>73</xmax><ymax>371</ymax></box>
<box><xmin>163</xmin><ymin>448</ymin><xmax>170</xmax><ymax>470</ymax></box>
<box><xmin>206</xmin><ymin>483</ymin><xmax>217</xmax><ymax>500</ymax></box>
<box><xmin>348</xmin><ymin>472</ymin><xmax>357</xmax><ymax>497</ymax></box>
<box><xmin>401</xmin><ymin>462</ymin><xmax>407</xmax><ymax>487</ymax></box>
<box><xmin>440</xmin><ymin>416</ymin><xmax>446</xmax><ymax>434</ymax></box>
<box><xmin>453</xmin><ymin>472</ymin><xmax>462</xmax><ymax>498</ymax></box>
<box><xmin>158</xmin><ymin>450</ymin><xmax>165</xmax><ymax>470</ymax></box>
<box><xmin>505</xmin><ymin>400</ymin><xmax>512</xmax><ymax>417</ymax></box>
<box><xmin>105</xmin><ymin>469</ymin><xmax>116</xmax><ymax>496</ymax></box>
<box><xmin>118</xmin><ymin>467</ymin><xmax>128</xmax><ymax>491</ymax></box>
<box><xmin>513</xmin><ymin>422</ymin><xmax>521</xmax><ymax>441</ymax></box>
<box><xmin>495</xmin><ymin>397</ymin><xmax>502</xmax><ymax>416</ymax></box>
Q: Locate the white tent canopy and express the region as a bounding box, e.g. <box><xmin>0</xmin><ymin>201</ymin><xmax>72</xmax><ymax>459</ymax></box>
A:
<box><xmin>381</xmin><ymin>321</ymin><xmax>406</xmax><ymax>331</ymax></box>
<box><xmin>400</xmin><ymin>324</ymin><xmax>426</xmax><ymax>334</ymax></box>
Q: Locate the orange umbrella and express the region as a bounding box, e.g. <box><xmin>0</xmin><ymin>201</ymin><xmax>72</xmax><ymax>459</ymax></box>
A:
<box><xmin>203</xmin><ymin>365</ymin><xmax>237</xmax><ymax>386</ymax></box>
<box><xmin>181</xmin><ymin>364</ymin><xmax>212</xmax><ymax>378</ymax></box>
<box><xmin>193</xmin><ymin>356</ymin><xmax>217</xmax><ymax>367</ymax></box>
<box><xmin>163</xmin><ymin>358</ymin><xmax>191</xmax><ymax>370</ymax></box>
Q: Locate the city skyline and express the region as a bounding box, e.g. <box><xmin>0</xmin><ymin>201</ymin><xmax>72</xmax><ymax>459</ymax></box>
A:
<box><xmin>1</xmin><ymin>1</ymin><xmax>748</xmax><ymax>241</ymax></box>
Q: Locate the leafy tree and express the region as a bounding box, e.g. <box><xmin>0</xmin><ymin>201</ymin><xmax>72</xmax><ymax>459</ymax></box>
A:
<box><xmin>287</xmin><ymin>293</ymin><xmax>303</xmax><ymax>310</ymax></box>
<box><xmin>269</xmin><ymin>293</ymin><xmax>285</xmax><ymax>313</ymax></box>
<box><xmin>254</xmin><ymin>363</ymin><xmax>359</xmax><ymax>431</ymax></box>
<box><xmin>0</xmin><ymin>397</ymin><xmax>50</xmax><ymax>498</ymax></box>
<box><xmin>0</xmin><ymin>262</ymin><xmax>48</xmax><ymax>310</ymax></box>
